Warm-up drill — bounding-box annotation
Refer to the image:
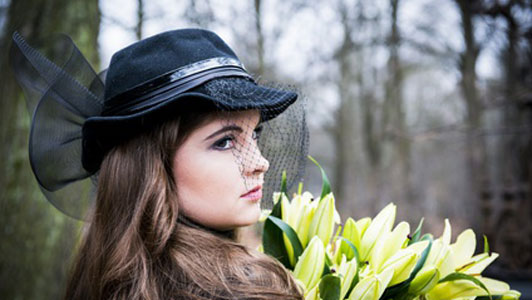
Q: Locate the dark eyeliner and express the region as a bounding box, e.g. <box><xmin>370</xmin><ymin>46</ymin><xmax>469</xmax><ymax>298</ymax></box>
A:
<box><xmin>211</xmin><ymin>134</ymin><xmax>235</xmax><ymax>150</ymax></box>
<box><xmin>253</xmin><ymin>125</ymin><xmax>263</xmax><ymax>139</ymax></box>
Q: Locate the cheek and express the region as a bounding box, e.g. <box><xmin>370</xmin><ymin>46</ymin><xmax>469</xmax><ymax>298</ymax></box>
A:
<box><xmin>176</xmin><ymin>151</ymin><xmax>242</xmax><ymax>197</ymax></box>
<box><xmin>173</xmin><ymin>148</ymin><xmax>250</xmax><ymax>227</ymax></box>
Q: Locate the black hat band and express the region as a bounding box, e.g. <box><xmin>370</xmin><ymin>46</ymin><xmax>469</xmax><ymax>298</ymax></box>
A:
<box><xmin>103</xmin><ymin>57</ymin><xmax>254</xmax><ymax>116</ymax></box>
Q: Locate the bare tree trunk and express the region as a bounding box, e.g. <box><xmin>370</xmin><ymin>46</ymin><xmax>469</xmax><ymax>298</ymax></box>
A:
<box><xmin>0</xmin><ymin>0</ymin><xmax>100</xmax><ymax>298</ymax></box>
<box><xmin>254</xmin><ymin>0</ymin><xmax>265</xmax><ymax>76</ymax></box>
<box><xmin>136</xmin><ymin>0</ymin><xmax>144</xmax><ymax>40</ymax></box>
<box><xmin>331</xmin><ymin>2</ymin><xmax>358</xmax><ymax>205</ymax></box>
<box><xmin>455</xmin><ymin>0</ymin><xmax>485</xmax><ymax>230</ymax></box>
<box><xmin>362</xmin><ymin>89</ymin><xmax>383</xmax><ymax>213</ymax></box>
<box><xmin>385</xmin><ymin>0</ymin><xmax>413</xmax><ymax>214</ymax></box>
<box><xmin>484</xmin><ymin>1</ymin><xmax>532</xmax><ymax>274</ymax></box>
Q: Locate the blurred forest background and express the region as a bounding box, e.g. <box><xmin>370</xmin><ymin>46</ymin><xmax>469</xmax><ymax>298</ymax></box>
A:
<box><xmin>0</xmin><ymin>0</ymin><xmax>531</xmax><ymax>299</ymax></box>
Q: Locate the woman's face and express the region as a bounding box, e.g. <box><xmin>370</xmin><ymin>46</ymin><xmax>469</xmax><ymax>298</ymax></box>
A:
<box><xmin>173</xmin><ymin>109</ymin><xmax>269</xmax><ymax>230</ymax></box>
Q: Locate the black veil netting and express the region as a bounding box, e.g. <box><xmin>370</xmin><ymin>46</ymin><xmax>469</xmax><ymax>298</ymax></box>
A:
<box><xmin>198</xmin><ymin>78</ymin><xmax>309</xmax><ymax>210</ymax></box>
<box><xmin>10</xmin><ymin>32</ymin><xmax>309</xmax><ymax>221</ymax></box>
<box><xmin>10</xmin><ymin>32</ymin><xmax>103</xmax><ymax>220</ymax></box>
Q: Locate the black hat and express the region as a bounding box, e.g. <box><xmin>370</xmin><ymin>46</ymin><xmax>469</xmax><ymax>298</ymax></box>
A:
<box><xmin>10</xmin><ymin>28</ymin><xmax>308</xmax><ymax>220</ymax></box>
<box><xmin>83</xmin><ymin>29</ymin><xmax>297</xmax><ymax>173</ymax></box>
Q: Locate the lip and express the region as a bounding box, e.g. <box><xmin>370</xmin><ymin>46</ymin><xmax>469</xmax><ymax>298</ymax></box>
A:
<box><xmin>240</xmin><ymin>185</ymin><xmax>263</xmax><ymax>202</ymax></box>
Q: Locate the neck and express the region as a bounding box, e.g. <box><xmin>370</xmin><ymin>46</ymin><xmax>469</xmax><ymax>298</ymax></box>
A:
<box><xmin>177</xmin><ymin>214</ymin><xmax>235</xmax><ymax>240</ymax></box>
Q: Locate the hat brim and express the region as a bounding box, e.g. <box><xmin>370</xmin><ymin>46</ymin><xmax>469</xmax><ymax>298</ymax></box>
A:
<box><xmin>82</xmin><ymin>79</ymin><xmax>298</xmax><ymax>173</ymax></box>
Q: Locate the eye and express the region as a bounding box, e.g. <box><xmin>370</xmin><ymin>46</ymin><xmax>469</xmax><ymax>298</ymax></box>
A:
<box><xmin>212</xmin><ymin>135</ymin><xmax>235</xmax><ymax>150</ymax></box>
<box><xmin>252</xmin><ymin>125</ymin><xmax>263</xmax><ymax>140</ymax></box>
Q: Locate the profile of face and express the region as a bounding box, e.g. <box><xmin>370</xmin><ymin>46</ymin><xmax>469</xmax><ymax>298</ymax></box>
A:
<box><xmin>173</xmin><ymin>109</ymin><xmax>270</xmax><ymax>230</ymax></box>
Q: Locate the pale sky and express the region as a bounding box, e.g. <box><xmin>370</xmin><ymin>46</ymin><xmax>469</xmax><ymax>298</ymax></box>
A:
<box><xmin>98</xmin><ymin>0</ymin><xmax>502</xmax><ymax>128</ymax></box>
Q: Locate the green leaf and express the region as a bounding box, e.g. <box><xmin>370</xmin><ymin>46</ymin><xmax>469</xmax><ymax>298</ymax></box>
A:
<box><xmin>262</xmin><ymin>199</ymin><xmax>290</xmax><ymax>268</ymax></box>
<box><xmin>280</xmin><ymin>170</ymin><xmax>287</xmax><ymax>198</ymax></box>
<box><xmin>322</xmin><ymin>253</ymin><xmax>332</xmax><ymax>276</ymax></box>
<box><xmin>319</xmin><ymin>274</ymin><xmax>341</xmax><ymax>300</ymax></box>
<box><xmin>476</xmin><ymin>295</ymin><xmax>503</xmax><ymax>300</ymax></box>
<box><xmin>408</xmin><ymin>218</ymin><xmax>425</xmax><ymax>245</ymax></box>
<box><xmin>346</xmin><ymin>271</ymin><xmax>359</xmax><ymax>298</ymax></box>
<box><xmin>381</xmin><ymin>281</ymin><xmax>411</xmax><ymax>300</ymax></box>
<box><xmin>483</xmin><ymin>235</ymin><xmax>490</xmax><ymax>255</ymax></box>
<box><xmin>308</xmin><ymin>155</ymin><xmax>331</xmax><ymax>200</ymax></box>
<box><xmin>267</xmin><ymin>215</ymin><xmax>304</xmax><ymax>266</ymax></box>
<box><xmin>270</xmin><ymin>189</ymin><xmax>283</xmax><ymax>219</ymax></box>
<box><xmin>410</xmin><ymin>237</ymin><xmax>433</xmax><ymax>279</ymax></box>
<box><xmin>439</xmin><ymin>272</ymin><xmax>492</xmax><ymax>300</ymax></box>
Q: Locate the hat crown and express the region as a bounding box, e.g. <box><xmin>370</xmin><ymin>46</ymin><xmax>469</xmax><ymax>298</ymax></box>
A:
<box><xmin>104</xmin><ymin>29</ymin><xmax>239</xmax><ymax>102</ymax></box>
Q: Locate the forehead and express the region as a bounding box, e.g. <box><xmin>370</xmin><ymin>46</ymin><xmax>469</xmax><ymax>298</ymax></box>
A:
<box><xmin>201</xmin><ymin>109</ymin><xmax>261</xmax><ymax>128</ymax></box>
<box><xmin>184</xmin><ymin>109</ymin><xmax>261</xmax><ymax>138</ymax></box>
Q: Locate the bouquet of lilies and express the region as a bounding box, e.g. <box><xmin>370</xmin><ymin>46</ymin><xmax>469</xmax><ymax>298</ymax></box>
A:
<box><xmin>260</xmin><ymin>158</ymin><xmax>521</xmax><ymax>300</ymax></box>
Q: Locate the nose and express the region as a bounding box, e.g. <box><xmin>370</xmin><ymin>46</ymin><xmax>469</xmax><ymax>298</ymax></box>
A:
<box><xmin>243</xmin><ymin>143</ymin><xmax>269</xmax><ymax>176</ymax></box>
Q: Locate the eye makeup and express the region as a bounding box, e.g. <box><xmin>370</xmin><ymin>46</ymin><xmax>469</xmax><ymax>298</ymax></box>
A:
<box><xmin>210</xmin><ymin>125</ymin><xmax>263</xmax><ymax>151</ymax></box>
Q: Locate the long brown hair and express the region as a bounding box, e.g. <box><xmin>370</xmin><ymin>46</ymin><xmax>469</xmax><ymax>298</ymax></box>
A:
<box><xmin>64</xmin><ymin>110</ymin><xmax>303</xmax><ymax>299</ymax></box>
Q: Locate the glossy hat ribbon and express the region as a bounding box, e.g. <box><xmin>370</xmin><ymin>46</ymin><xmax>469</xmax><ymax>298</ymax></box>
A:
<box><xmin>103</xmin><ymin>57</ymin><xmax>254</xmax><ymax>116</ymax></box>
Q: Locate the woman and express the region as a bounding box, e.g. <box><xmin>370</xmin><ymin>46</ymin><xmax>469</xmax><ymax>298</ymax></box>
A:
<box><xmin>11</xmin><ymin>29</ymin><xmax>308</xmax><ymax>299</ymax></box>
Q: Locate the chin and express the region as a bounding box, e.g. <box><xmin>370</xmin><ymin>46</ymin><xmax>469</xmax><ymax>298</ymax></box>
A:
<box><xmin>238</xmin><ymin>207</ymin><xmax>261</xmax><ymax>227</ymax></box>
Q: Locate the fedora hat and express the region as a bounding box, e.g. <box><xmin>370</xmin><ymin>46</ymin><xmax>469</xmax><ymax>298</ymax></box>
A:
<box><xmin>84</xmin><ymin>29</ymin><xmax>297</xmax><ymax>172</ymax></box>
<box><xmin>10</xmin><ymin>28</ymin><xmax>307</xmax><ymax>220</ymax></box>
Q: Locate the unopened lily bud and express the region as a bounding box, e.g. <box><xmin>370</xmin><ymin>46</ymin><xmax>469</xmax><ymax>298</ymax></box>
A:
<box><xmin>281</xmin><ymin>194</ymin><xmax>296</xmax><ymax>266</ymax></box>
<box><xmin>259</xmin><ymin>209</ymin><xmax>271</xmax><ymax>222</ymax></box>
<box><xmin>332</xmin><ymin>239</ymin><xmax>343</xmax><ymax>265</ymax></box>
<box><xmin>359</xmin><ymin>203</ymin><xmax>396</xmax><ymax>261</ymax></box>
<box><xmin>293</xmin><ymin>236</ymin><xmax>325</xmax><ymax>291</ymax></box>
<box><xmin>339</xmin><ymin>258</ymin><xmax>359</xmax><ymax>299</ymax></box>
<box><xmin>356</xmin><ymin>217</ymin><xmax>371</xmax><ymax>237</ymax></box>
<box><xmin>295</xmin><ymin>192</ymin><xmax>317</xmax><ymax>247</ymax></box>
<box><xmin>502</xmin><ymin>290</ymin><xmax>521</xmax><ymax>300</ymax></box>
<box><xmin>427</xmin><ymin>280</ymin><xmax>486</xmax><ymax>299</ymax></box>
<box><xmin>341</xmin><ymin>218</ymin><xmax>361</xmax><ymax>261</ymax></box>
<box><xmin>380</xmin><ymin>250</ymin><xmax>419</xmax><ymax>285</ymax></box>
<box><xmin>408</xmin><ymin>266</ymin><xmax>440</xmax><ymax>295</ymax></box>
<box><xmin>305</xmin><ymin>284</ymin><xmax>320</xmax><ymax>300</ymax></box>
<box><xmin>308</xmin><ymin>193</ymin><xmax>336</xmax><ymax>247</ymax></box>
<box><xmin>272</xmin><ymin>192</ymin><xmax>282</xmax><ymax>205</ymax></box>
<box><xmin>370</xmin><ymin>221</ymin><xmax>411</xmax><ymax>272</ymax></box>
<box><xmin>348</xmin><ymin>268</ymin><xmax>394</xmax><ymax>300</ymax></box>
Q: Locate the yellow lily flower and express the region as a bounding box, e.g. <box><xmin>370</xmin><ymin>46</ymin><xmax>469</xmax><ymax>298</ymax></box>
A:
<box><xmin>408</xmin><ymin>265</ymin><xmax>440</xmax><ymax>295</ymax></box>
<box><xmin>380</xmin><ymin>250</ymin><xmax>419</xmax><ymax>285</ymax></box>
<box><xmin>294</xmin><ymin>192</ymin><xmax>318</xmax><ymax>247</ymax></box>
<box><xmin>347</xmin><ymin>267</ymin><xmax>394</xmax><ymax>300</ymax></box>
<box><xmin>356</xmin><ymin>217</ymin><xmax>371</xmax><ymax>237</ymax></box>
<box><xmin>293</xmin><ymin>236</ymin><xmax>326</xmax><ymax>291</ymax></box>
<box><xmin>369</xmin><ymin>221</ymin><xmax>410</xmax><ymax>272</ymax></box>
<box><xmin>281</xmin><ymin>193</ymin><xmax>297</xmax><ymax>266</ymax></box>
<box><xmin>337</xmin><ymin>217</ymin><xmax>371</xmax><ymax>263</ymax></box>
<box><xmin>359</xmin><ymin>203</ymin><xmax>396</xmax><ymax>262</ymax></box>
<box><xmin>427</xmin><ymin>279</ymin><xmax>487</xmax><ymax>299</ymax></box>
<box><xmin>336</xmin><ymin>255</ymin><xmax>359</xmax><ymax>299</ymax></box>
<box><xmin>304</xmin><ymin>284</ymin><xmax>320</xmax><ymax>300</ymax></box>
<box><xmin>502</xmin><ymin>290</ymin><xmax>522</xmax><ymax>299</ymax></box>
<box><xmin>427</xmin><ymin>277</ymin><xmax>514</xmax><ymax>300</ymax></box>
<box><xmin>308</xmin><ymin>193</ymin><xmax>336</xmax><ymax>247</ymax></box>
<box><xmin>425</xmin><ymin>219</ymin><xmax>453</xmax><ymax>277</ymax></box>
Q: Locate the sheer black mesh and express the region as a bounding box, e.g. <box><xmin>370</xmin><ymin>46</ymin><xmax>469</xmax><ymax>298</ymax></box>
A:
<box><xmin>10</xmin><ymin>32</ymin><xmax>103</xmax><ymax>220</ymax></box>
<box><xmin>10</xmin><ymin>32</ymin><xmax>308</xmax><ymax>220</ymax></box>
<box><xmin>201</xmin><ymin>78</ymin><xmax>309</xmax><ymax>209</ymax></box>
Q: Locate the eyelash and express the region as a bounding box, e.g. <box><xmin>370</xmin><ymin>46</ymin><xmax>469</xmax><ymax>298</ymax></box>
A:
<box><xmin>212</xmin><ymin>126</ymin><xmax>263</xmax><ymax>151</ymax></box>
<box><xmin>253</xmin><ymin>125</ymin><xmax>263</xmax><ymax>140</ymax></box>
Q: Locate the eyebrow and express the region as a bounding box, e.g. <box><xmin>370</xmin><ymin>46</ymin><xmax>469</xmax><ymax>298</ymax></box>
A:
<box><xmin>204</xmin><ymin>125</ymin><xmax>243</xmax><ymax>141</ymax></box>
